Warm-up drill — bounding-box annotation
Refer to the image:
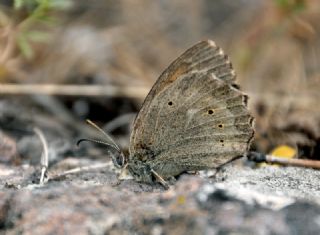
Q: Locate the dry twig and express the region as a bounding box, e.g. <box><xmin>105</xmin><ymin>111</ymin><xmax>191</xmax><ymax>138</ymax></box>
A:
<box><xmin>33</xmin><ymin>127</ymin><xmax>49</xmax><ymax>185</ymax></box>
<box><xmin>0</xmin><ymin>84</ymin><xmax>149</xmax><ymax>99</ymax></box>
<box><xmin>49</xmin><ymin>162</ymin><xmax>113</xmax><ymax>180</ymax></box>
<box><xmin>248</xmin><ymin>152</ymin><xmax>320</xmax><ymax>169</ymax></box>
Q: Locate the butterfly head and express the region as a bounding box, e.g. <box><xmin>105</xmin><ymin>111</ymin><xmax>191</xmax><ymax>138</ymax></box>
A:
<box><xmin>125</xmin><ymin>160</ymin><xmax>153</xmax><ymax>183</ymax></box>
<box><xmin>77</xmin><ymin>119</ymin><xmax>128</xmax><ymax>168</ymax></box>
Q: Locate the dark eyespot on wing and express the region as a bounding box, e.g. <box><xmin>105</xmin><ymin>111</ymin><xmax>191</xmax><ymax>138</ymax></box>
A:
<box><xmin>243</xmin><ymin>95</ymin><xmax>248</xmax><ymax>107</ymax></box>
<box><xmin>137</xmin><ymin>73</ymin><xmax>253</xmax><ymax>155</ymax></box>
<box><xmin>208</xmin><ymin>109</ymin><xmax>214</xmax><ymax>115</ymax></box>
<box><xmin>231</xmin><ymin>83</ymin><xmax>241</xmax><ymax>90</ymax></box>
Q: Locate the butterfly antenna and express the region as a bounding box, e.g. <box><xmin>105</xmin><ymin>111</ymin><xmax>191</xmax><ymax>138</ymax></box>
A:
<box><xmin>86</xmin><ymin>119</ymin><xmax>121</xmax><ymax>152</ymax></box>
<box><xmin>77</xmin><ymin>138</ymin><xmax>125</xmax><ymax>168</ymax></box>
<box><xmin>77</xmin><ymin>138</ymin><xmax>120</xmax><ymax>152</ymax></box>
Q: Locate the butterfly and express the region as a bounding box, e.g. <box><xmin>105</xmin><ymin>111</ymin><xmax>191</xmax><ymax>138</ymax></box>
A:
<box><xmin>80</xmin><ymin>40</ymin><xmax>254</xmax><ymax>188</ymax></box>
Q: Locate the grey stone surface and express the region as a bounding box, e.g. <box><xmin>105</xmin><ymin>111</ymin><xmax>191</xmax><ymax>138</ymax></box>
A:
<box><xmin>1</xmin><ymin>160</ymin><xmax>320</xmax><ymax>234</ymax></box>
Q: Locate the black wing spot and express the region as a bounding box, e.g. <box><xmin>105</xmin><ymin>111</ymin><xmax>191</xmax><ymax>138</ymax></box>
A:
<box><xmin>207</xmin><ymin>109</ymin><xmax>214</xmax><ymax>115</ymax></box>
<box><xmin>231</xmin><ymin>83</ymin><xmax>241</xmax><ymax>90</ymax></box>
<box><xmin>218</xmin><ymin>124</ymin><xmax>224</xmax><ymax>128</ymax></box>
<box><xmin>168</xmin><ymin>101</ymin><xmax>173</xmax><ymax>106</ymax></box>
<box><xmin>243</xmin><ymin>95</ymin><xmax>248</xmax><ymax>106</ymax></box>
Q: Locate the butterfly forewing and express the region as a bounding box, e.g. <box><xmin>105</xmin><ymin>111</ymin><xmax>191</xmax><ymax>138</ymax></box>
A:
<box><xmin>129</xmin><ymin>40</ymin><xmax>254</xmax><ymax>179</ymax></box>
<box><xmin>130</xmin><ymin>41</ymin><xmax>235</xmax><ymax>151</ymax></box>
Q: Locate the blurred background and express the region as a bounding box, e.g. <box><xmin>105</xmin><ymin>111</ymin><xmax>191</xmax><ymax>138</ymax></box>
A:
<box><xmin>0</xmin><ymin>0</ymin><xmax>319</xmax><ymax>166</ymax></box>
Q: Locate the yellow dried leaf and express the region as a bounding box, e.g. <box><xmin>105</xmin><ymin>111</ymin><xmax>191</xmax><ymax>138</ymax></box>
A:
<box><xmin>258</xmin><ymin>145</ymin><xmax>296</xmax><ymax>167</ymax></box>
<box><xmin>271</xmin><ymin>145</ymin><xmax>296</xmax><ymax>159</ymax></box>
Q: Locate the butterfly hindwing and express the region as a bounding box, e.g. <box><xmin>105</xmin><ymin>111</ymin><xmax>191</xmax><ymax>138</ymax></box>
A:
<box><xmin>134</xmin><ymin>73</ymin><xmax>253</xmax><ymax>178</ymax></box>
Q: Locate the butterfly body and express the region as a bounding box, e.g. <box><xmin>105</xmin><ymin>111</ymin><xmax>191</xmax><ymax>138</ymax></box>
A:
<box><xmin>122</xmin><ymin>40</ymin><xmax>254</xmax><ymax>185</ymax></box>
<box><xmin>96</xmin><ymin>40</ymin><xmax>256</xmax><ymax>187</ymax></box>
<box><xmin>127</xmin><ymin>152</ymin><xmax>186</xmax><ymax>183</ymax></box>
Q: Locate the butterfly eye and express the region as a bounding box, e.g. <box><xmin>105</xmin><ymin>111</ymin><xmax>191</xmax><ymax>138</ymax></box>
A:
<box><xmin>168</xmin><ymin>101</ymin><xmax>173</xmax><ymax>106</ymax></box>
<box><xmin>207</xmin><ymin>109</ymin><xmax>214</xmax><ymax>115</ymax></box>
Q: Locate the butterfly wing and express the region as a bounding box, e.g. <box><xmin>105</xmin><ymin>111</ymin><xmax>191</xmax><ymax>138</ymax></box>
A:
<box><xmin>129</xmin><ymin>40</ymin><xmax>254</xmax><ymax>178</ymax></box>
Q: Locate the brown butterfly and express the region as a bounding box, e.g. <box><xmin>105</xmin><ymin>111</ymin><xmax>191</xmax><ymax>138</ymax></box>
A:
<box><xmin>80</xmin><ymin>40</ymin><xmax>254</xmax><ymax>188</ymax></box>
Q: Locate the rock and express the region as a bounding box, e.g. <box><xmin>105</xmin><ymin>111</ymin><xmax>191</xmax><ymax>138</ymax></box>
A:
<box><xmin>0</xmin><ymin>162</ymin><xmax>320</xmax><ymax>234</ymax></box>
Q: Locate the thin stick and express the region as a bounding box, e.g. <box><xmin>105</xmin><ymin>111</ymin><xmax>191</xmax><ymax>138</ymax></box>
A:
<box><xmin>248</xmin><ymin>152</ymin><xmax>320</xmax><ymax>169</ymax></box>
<box><xmin>0</xmin><ymin>84</ymin><xmax>149</xmax><ymax>99</ymax></box>
<box><xmin>33</xmin><ymin>127</ymin><xmax>49</xmax><ymax>185</ymax></box>
<box><xmin>1</xmin><ymin>84</ymin><xmax>319</xmax><ymax>101</ymax></box>
<box><xmin>265</xmin><ymin>155</ymin><xmax>320</xmax><ymax>169</ymax></box>
<box><xmin>50</xmin><ymin>162</ymin><xmax>113</xmax><ymax>180</ymax></box>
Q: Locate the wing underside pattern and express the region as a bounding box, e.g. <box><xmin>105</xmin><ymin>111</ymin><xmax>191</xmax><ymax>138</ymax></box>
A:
<box><xmin>129</xmin><ymin>40</ymin><xmax>254</xmax><ymax>177</ymax></box>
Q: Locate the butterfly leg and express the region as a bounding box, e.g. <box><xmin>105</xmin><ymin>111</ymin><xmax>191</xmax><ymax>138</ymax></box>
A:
<box><xmin>186</xmin><ymin>171</ymin><xmax>199</xmax><ymax>175</ymax></box>
<box><xmin>111</xmin><ymin>179</ymin><xmax>122</xmax><ymax>187</ymax></box>
<box><xmin>208</xmin><ymin>167</ymin><xmax>225</xmax><ymax>179</ymax></box>
<box><xmin>150</xmin><ymin>169</ymin><xmax>169</xmax><ymax>189</ymax></box>
<box><xmin>209</xmin><ymin>155</ymin><xmax>243</xmax><ymax>179</ymax></box>
<box><xmin>167</xmin><ymin>176</ymin><xmax>177</xmax><ymax>184</ymax></box>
